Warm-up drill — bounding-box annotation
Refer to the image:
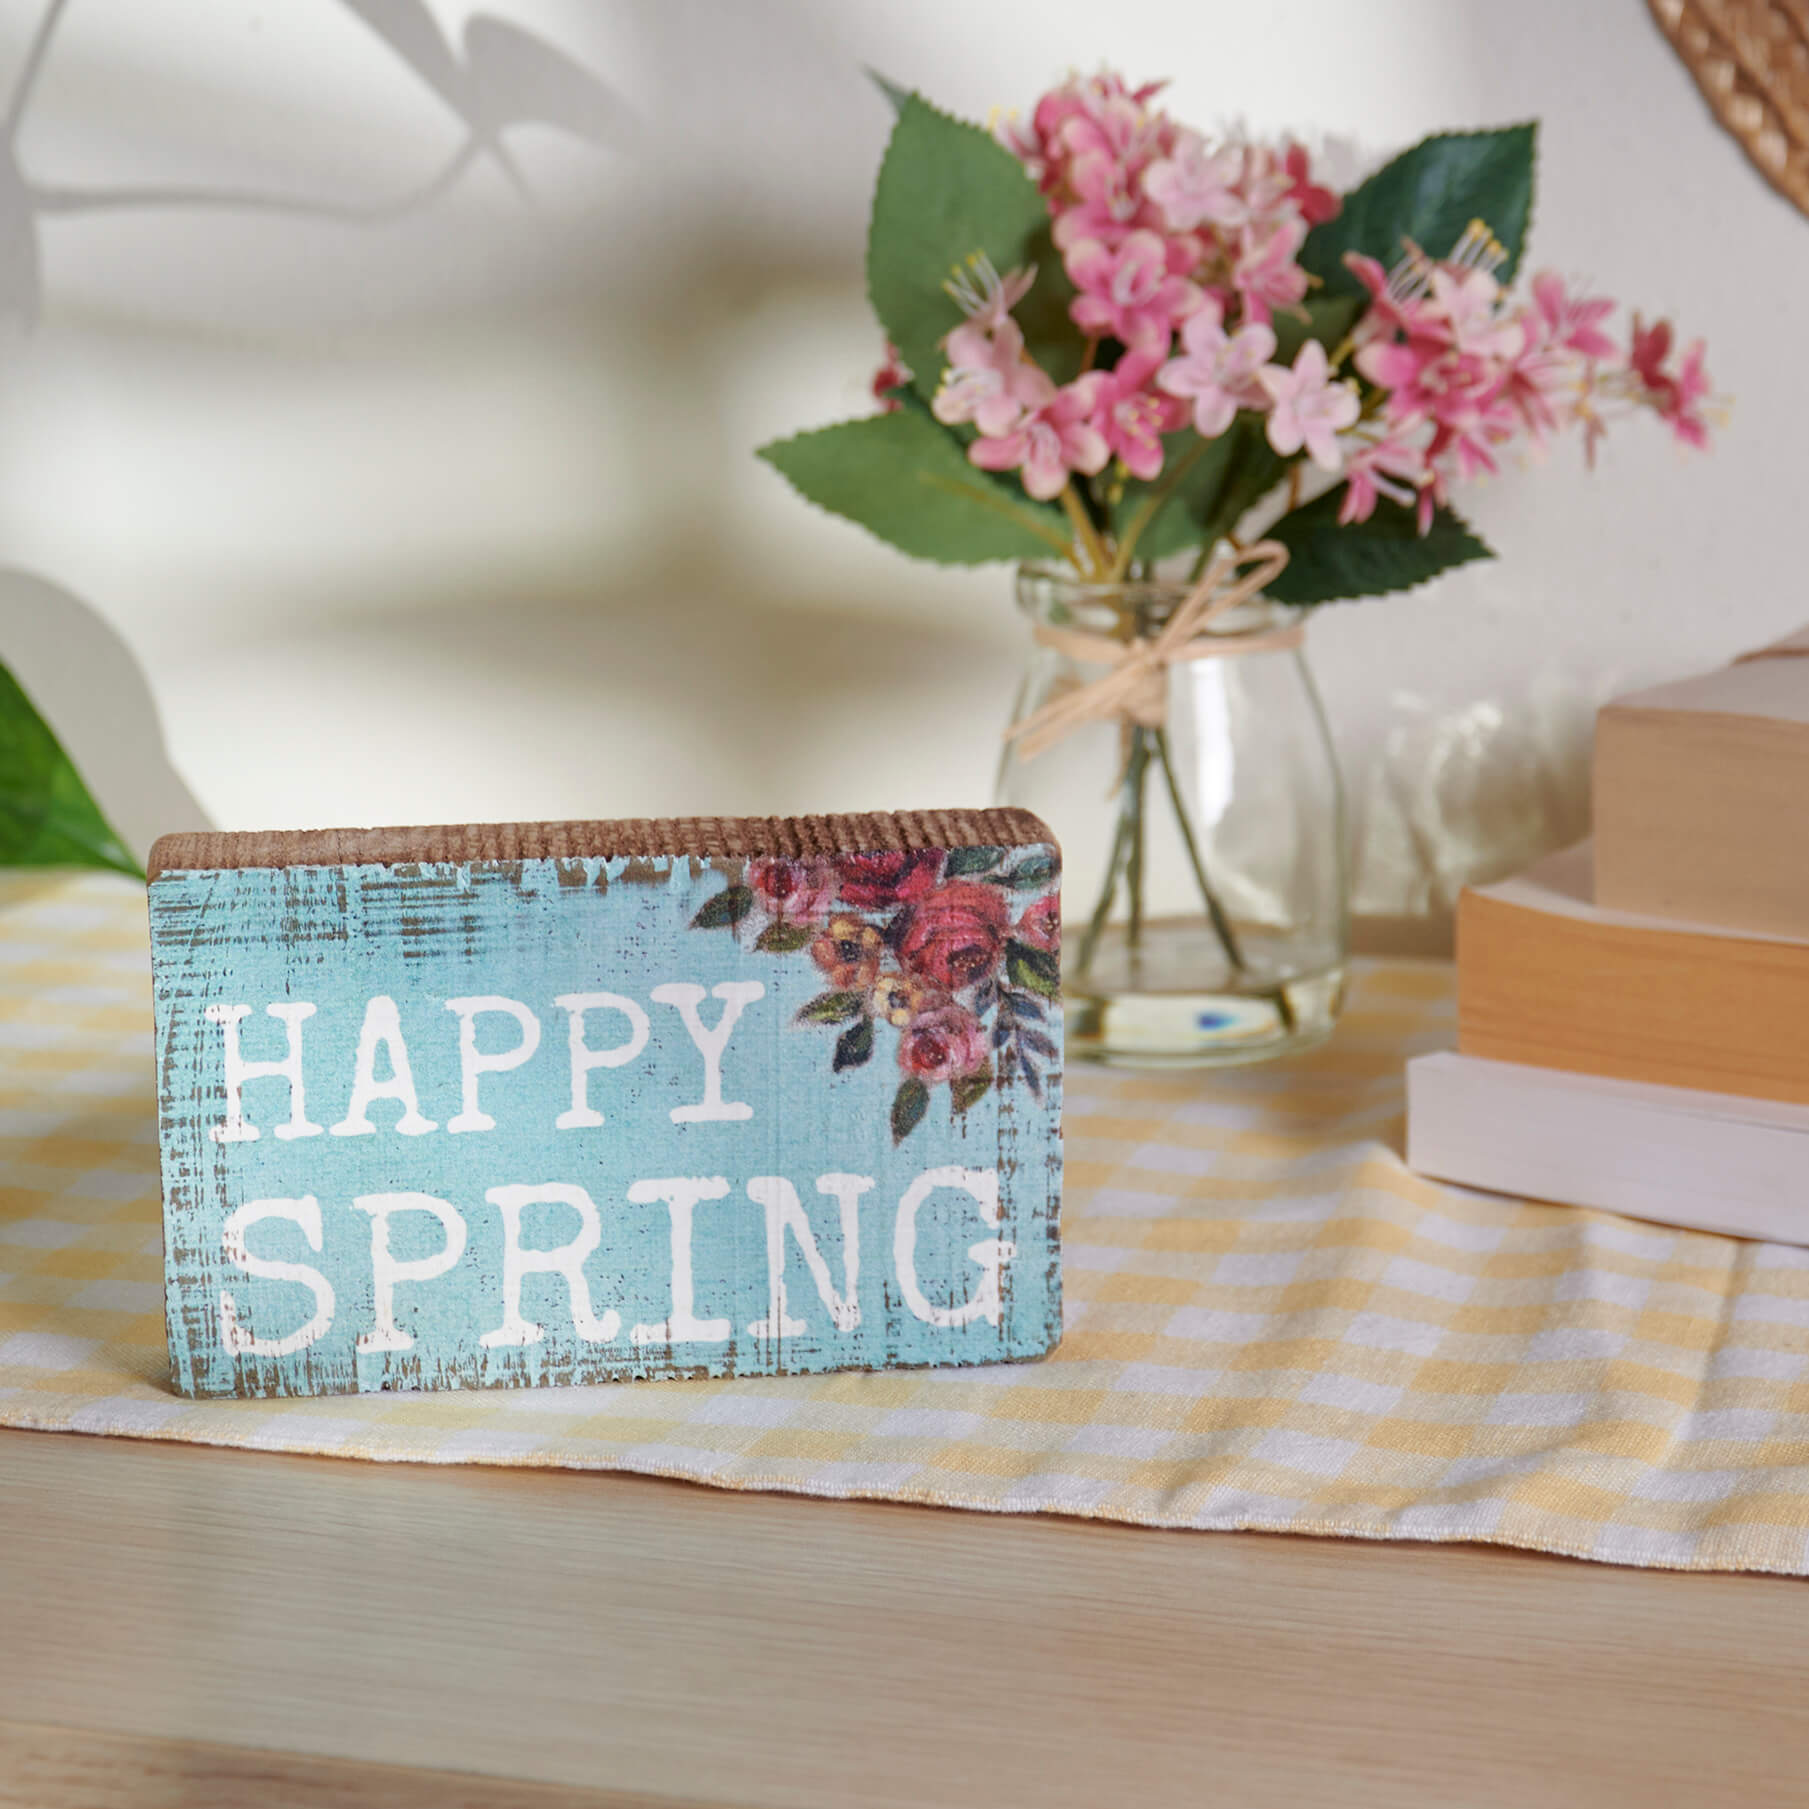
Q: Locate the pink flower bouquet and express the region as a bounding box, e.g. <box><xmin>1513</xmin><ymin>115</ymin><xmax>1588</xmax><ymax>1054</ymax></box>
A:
<box><xmin>760</xmin><ymin>71</ymin><xmax>1715</xmax><ymax>598</ymax></box>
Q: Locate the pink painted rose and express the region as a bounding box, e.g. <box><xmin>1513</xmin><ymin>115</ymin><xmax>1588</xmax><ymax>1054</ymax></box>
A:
<box><xmin>897</xmin><ymin>881</ymin><xmax>1011</xmax><ymax>992</ymax></box>
<box><xmin>1016</xmin><ymin>893</ymin><xmax>1060</xmax><ymax>954</ymax></box>
<box><xmin>749</xmin><ymin>858</ymin><xmax>836</xmax><ymax>925</ymax></box>
<box><xmin>897</xmin><ymin>1003</ymin><xmax>990</xmax><ymax>1085</ymax></box>
<box><xmin>835</xmin><ymin>849</ymin><xmax>943</xmax><ymax>911</ymax></box>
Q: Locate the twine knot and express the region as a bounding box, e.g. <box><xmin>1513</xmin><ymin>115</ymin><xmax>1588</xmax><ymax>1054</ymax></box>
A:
<box><xmin>1005</xmin><ymin>540</ymin><xmax>1298</xmax><ymax>761</ymax></box>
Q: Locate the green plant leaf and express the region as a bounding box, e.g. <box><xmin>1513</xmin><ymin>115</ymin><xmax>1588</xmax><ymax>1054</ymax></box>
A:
<box><xmin>1115</xmin><ymin>417</ymin><xmax>1289</xmax><ymax>567</ymax></box>
<box><xmin>1270</xmin><ymin>292</ymin><xmax>1365</xmax><ymax>368</ymax></box>
<box><xmin>758</xmin><ymin>409</ymin><xmax>1069</xmax><ymax>566</ymax></box>
<box><xmin>951</xmin><ymin>1067</ymin><xmax>993</xmax><ymax>1115</ymax></box>
<box><xmin>0</xmin><ymin>663</ymin><xmax>140</xmax><ymax>878</ymax></box>
<box><xmin>1265</xmin><ymin>488</ymin><xmax>1495</xmax><ymax>606</ymax></box>
<box><xmin>754</xmin><ymin>922</ymin><xmax>814</xmax><ymax>955</ymax></box>
<box><xmin>1300</xmin><ymin>124</ymin><xmax>1537</xmax><ymax>298</ymax></box>
<box><xmin>867</xmin><ymin>92</ymin><xmax>1079</xmax><ymax>411</ymax></box>
<box><xmin>797</xmin><ymin>990</ymin><xmax>866</xmax><ymax>1025</ymax></box>
<box><xmin>945</xmin><ymin>845</ymin><xmax>1005</xmax><ymax>877</ymax></box>
<box><xmin>690</xmin><ymin>885</ymin><xmax>754</xmax><ymax>930</ymax></box>
<box><xmin>834</xmin><ymin>1017</ymin><xmax>875</xmax><ymax>1072</ymax></box>
<box><xmin>1005</xmin><ymin>936</ymin><xmax>1060</xmax><ymax>1000</ymax></box>
<box><xmin>867</xmin><ymin>68</ymin><xmax>913</xmax><ymax>115</ymax></box>
<box><xmin>891</xmin><ymin>1076</ymin><xmax>930</xmax><ymax>1143</ymax></box>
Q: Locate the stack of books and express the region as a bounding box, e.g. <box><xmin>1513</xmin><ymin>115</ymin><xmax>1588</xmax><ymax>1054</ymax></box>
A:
<box><xmin>1407</xmin><ymin>628</ymin><xmax>1809</xmax><ymax>1244</ymax></box>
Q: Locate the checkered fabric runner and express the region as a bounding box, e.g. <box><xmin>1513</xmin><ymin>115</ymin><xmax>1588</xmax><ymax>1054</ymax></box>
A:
<box><xmin>7</xmin><ymin>874</ymin><xmax>1809</xmax><ymax>1573</ymax></box>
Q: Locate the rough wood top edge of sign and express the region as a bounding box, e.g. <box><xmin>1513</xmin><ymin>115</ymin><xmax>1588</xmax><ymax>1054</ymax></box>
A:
<box><xmin>147</xmin><ymin>808</ymin><xmax>1053</xmax><ymax>879</ymax></box>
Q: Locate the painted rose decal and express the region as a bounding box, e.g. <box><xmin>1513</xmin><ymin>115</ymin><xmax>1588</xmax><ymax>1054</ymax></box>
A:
<box><xmin>689</xmin><ymin>844</ymin><xmax>1060</xmax><ymax>1142</ymax></box>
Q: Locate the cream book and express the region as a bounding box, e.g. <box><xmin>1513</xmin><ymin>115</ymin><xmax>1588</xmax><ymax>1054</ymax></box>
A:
<box><xmin>1594</xmin><ymin>626</ymin><xmax>1809</xmax><ymax>938</ymax></box>
<box><xmin>1407</xmin><ymin>1051</ymin><xmax>1809</xmax><ymax>1246</ymax></box>
<box><xmin>1456</xmin><ymin>841</ymin><xmax>1809</xmax><ymax>1106</ymax></box>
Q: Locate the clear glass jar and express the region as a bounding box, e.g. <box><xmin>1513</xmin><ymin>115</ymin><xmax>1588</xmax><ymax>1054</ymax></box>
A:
<box><xmin>995</xmin><ymin>561</ymin><xmax>1348</xmax><ymax>1067</ymax></box>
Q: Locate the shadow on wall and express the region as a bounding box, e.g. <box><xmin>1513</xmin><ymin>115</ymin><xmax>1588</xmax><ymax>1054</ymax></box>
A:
<box><xmin>0</xmin><ymin>568</ymin><xmax>209</xmax><ymax>861</ymax></box>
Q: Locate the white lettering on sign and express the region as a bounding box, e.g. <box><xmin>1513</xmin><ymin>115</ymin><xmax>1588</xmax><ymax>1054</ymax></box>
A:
<box><xmin>331</xmin><ymin>995</ymin><xmax>437</xmax><ymax>1138</ymax></box>
<box><xmin>650</xmin><ymin>982</ymin><xmax>766</xmax><ymax>1123</ymax></box>
<box><xmin>481</xmin><ymin>1183</ymin><xmax>621</xmax><ymax>1348</ymax></box>
<box><xmin>747</xmin><ymin>1173</ymin><xmax>870</xmax><ymax>1339</ymax></box>
<box><xmin>552</xmin><ymin>991</ymin><xmax>650</xmax><ymax>1130</ymax></box>
<box><xmin>894</xmin><ymin>1166</ymin><xmax>1012</xmax><ymax>1330</ymax></box>
<box><xmin>219</xmin><ymin>1194</ymin><xmax>335</xmax><ymax>1356</ymax></box>
<box><xmin>627</xmin><ymin>1175</ymin><xmax>733</xmax><ymax>1344</ymax></box>
<box><xmin>211</xmin><ymin>1167</ymin><xmax>1014</xmax><ymax>1356</ymax></box>
<box><xmin>206</xmin><ymin>1002</ymin><xmax>323</xmax><ymax>1144</ymax></box>
<box><xmin>444</xmin><ymin>995</ymin><xmax>541</xmax><ymax>1134</ymax></box>
<box><xmin>349</xmin><ymin>1191</ymin><xmax>468</xmax><ymax>1354</ymax></box>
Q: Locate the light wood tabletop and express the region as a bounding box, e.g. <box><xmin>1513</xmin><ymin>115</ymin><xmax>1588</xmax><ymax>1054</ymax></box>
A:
<box><xmin>2</xmin><ymin>1427</ymin><xmax>1805</xmax><ymax>1807</ymax></box>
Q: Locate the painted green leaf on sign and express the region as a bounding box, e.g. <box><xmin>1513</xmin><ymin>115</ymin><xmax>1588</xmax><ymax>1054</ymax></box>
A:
<box><xmin>0</xmin><ymin>662</ymin><xmax>140</xmax><ymax>878</ymax></box>
<box><xmin>867</xmin><ymin>93</ymin><xmax>1079</xmax><ymax>410</ymax></box>
<box><xmin>1301</xmin><ymin>124</ymin><xmax>1537</xmax><ymax>297</ymax></box>
<box><xmin>758</xmin><ymin>409</ymin><xmax>1071</xmax><ymax>566</ymax></box>
<box><xmin>1265</xmin><ymin>488</ymin><xmax>1494</xmax><ymax>606</ymax></box>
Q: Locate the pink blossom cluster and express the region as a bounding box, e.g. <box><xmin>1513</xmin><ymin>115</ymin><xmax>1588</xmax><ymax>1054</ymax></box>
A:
<box><xmin>926</xmin><ymin>73</ymin><xmax>1351</xmax><ymax>498</ymax></box>
<box><xmin>905</xmin><ymin>69</ymin><xmax>1716</xmax><ymax>535</ymax></box>
<box><xmin>1338</xmin><ymin>249</ymin><xmax>1717</xmax><ymax>528</ymax></box>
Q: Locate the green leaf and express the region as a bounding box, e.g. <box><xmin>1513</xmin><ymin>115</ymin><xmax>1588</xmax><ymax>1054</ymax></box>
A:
<box><xmin>834</xmin><ymin>1017</ymin><xmax>875</xmax><ymax>1072</ymax></box>
<box><xmin>1115</xmin><ymin>417</ymin><xmax>1288</xmax><ymax>566</ymax></box>
<box><xmin>1265</xmin><ymin>488</ymin><xmax>1495</xmax><ymax>606</ymax></box>
<box><xmin>1270</xmin><ymin>292</ymin><xmax>1364</xmax><ymax>368</ymax></box>
<box><xmin>797</xmin><ymin>990</ymin><xmax>866</xmax><ymax>1025</ymax></box>
<box><xmin>867</xmin><ymin>93</ymin><xmax>1079</xmax><ymax>412</ymax></box>
<box><xmin>758</xmin><ymin>410</ymin><xmax>1070</xmax><ymax>566</ymax></box>
<box><xmin>1005</xmin><ymin>936</ymin><xmax>1060</xmax><ymax>1000</ymax></box>
<box><xmin>755</xmin><ymin>922</ymin><xmax>814</xmax><ymax>955</ymax></box>
<box><xmin>1001</xmin><ymin>851</ymin><xmax>1059</xmax><ymax>890</ymax></box>
<box><xmin>945</xmin><ymin>845</ymin><xmax>1005</xmax><ymax>877</ymax></box>
<box><xmin>690</xmin><ymin>885</ymin><xmax>754</xmax><ymax>930</ymax></box>
<box><xmin>0</xmin><ymin>663</ymin><xmax>140</xmax><ymax>878</ymax></box>
<box><xmin>950</xmin><ymin>1067</ymin><xmax>993</xmax><ymax>1115</ymax></box>
<box><xmin>867</xmin><ymin>68</ymin><xmax>913</xmax><ymax>115</ymax></box>
<box><xmin>1300</xmin><ymin>124</ymin><xmax>1538</xmax><ymax>298</ymax></box>
<box><xmin>891</xmin><ymin>1076</ymin><xmax>930</xmax><ymax>1143</ymax></box>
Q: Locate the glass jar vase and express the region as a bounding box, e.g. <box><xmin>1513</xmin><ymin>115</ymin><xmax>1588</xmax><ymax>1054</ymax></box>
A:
<box><xmin>995</xmin><ymin>561</ymin><xmax>1348</xmax><ymax>1067</ymax></box>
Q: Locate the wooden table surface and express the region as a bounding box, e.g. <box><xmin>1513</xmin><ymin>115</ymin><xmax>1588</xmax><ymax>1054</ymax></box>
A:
<box><xmin>3</xmin><ymin>1428</ymin><xmax>1806</xmax><ymax>1807</ymax></box>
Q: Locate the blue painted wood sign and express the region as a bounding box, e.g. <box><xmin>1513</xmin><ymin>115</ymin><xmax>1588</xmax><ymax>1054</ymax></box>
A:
<box><xmin>147</xmin><ymin>812</ymin><xmax>1063</xmax><ymax>1398</ymax></box>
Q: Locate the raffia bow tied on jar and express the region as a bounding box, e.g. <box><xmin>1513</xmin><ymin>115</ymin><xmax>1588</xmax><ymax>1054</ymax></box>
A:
<box><xmin>995</xmin><ymin>542</ymin><xmax>1349</xmax><ymax>1067</ymax></box>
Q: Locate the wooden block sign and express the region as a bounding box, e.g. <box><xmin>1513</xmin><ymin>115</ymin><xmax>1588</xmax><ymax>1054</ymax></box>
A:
<box><xmin>147</xmin><ymin>812</ymin><xmax>1063</xmax><ymax>1399</ymax></box>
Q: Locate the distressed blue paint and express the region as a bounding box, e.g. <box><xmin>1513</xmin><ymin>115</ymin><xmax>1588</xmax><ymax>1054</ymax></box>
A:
<box><xmin>149</xmin><ymin>851</ymin><xmax>1062</xmax><ymax>1398</ymax></box>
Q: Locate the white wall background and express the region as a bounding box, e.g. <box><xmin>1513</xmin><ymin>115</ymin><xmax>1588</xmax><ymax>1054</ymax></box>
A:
<box><xmin>0</xmin><ymin>0</ymin><xmax>1801</xmax><ymax>922</ymax></box>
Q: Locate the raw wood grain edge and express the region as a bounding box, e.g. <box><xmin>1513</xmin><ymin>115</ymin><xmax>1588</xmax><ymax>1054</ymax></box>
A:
<box><xmin>147</xmin><ymin>810</ymin><xmax>1056</xmax><ymax>880</ymax></box>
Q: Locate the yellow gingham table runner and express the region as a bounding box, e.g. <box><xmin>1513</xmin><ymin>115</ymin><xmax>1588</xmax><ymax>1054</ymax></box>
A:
<box><xmin>8</xmin><ymin>875</ymin><xmax>1809</xmax><ymax>1573</ymax></box>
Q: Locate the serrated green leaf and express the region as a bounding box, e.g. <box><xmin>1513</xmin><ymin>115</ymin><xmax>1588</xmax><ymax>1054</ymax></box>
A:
<box><xmin>1005</xmin><ymin>936</ymin><xmax>1060</xmax><ymax>1000</ymax></box>
<box><xmin>867</xmin><ymin>68</ymin><xmax>913</xmax><ymax>115</ymax></box>
<box><xmin>758</xmin><ymin>410</ymin><xmax>1070</xmax><ymax>566</ymax></box>
<box><xmin>867</xmin><ymin>93</ymin><xmax>1079</xmax><ymax>412</ymax></box>
<box><xmin>891</xmin><ymin>1076</ymin><xmax>930</xmax><ymax>1143</ymax></box>
<box><xmin>1301</xmin><ymin>124</ymin><xmax>1537</xmax><ymax>298</ymax></box>
<box><xmin>797</xmin><ymin>990</ymin><xmax>866</xmax><ymax>1025</ymax></box>
<box><xmin>1265</xmin><ymin>488</ymin><xmax>1495</xmax><ymax>606</ymax></box>
<box><xmin>945</xmin><ymin>845</ymin><xmax>1005</xmax><ymax>877</ymax></box>
<box><xmin>833</xmin><ymin>1017</ymin><xmax>875</xmax><ymax>1072</ymax></box>
<box><xmin>755</xmin><ymin>922</ymin><xmax>814</xmax><ymax>955</ymax></box>
<box><xmin>0</xmin><ymin>664</ymin><xmax>140</xmax><ymax>878</ymax></box>
<box><xmin>950</xmin><ymin>1067</ymin><xmax>993</xmax><ymax>1115</ymax></box>
<box><xmin>689</xmin><ymin>884</ymin><xmax>754</xmax><ymax>930</ymax></box>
